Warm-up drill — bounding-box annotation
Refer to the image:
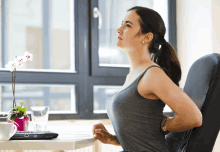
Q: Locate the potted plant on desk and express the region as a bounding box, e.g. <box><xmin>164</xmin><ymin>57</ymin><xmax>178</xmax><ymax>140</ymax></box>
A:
<box><xmin>4</xmin><ymin>51</ymin><xmax>33</xmax><ymax>131</ymax></box>
<box><xmin>7</xmin><ymin>101</ymin><xmax>30</xmax><ymax>131</ymax></box>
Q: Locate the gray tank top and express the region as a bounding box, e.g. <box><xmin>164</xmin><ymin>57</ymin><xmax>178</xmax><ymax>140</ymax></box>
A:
<box><xmin>107</xmin><ymin>65</ymin><xmax>171</xmax><ymax>152</ymax></box>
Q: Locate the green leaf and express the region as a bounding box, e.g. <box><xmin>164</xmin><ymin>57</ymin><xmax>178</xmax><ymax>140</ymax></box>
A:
<box><xmin>21</xmin><ymin>108</ymin><xmax>26</xmax><ymax>114</ymax></box>
<box><xmin>16</xmin><ymin>107</ymin><xmax>22</xmax><ymax>111</ymax></box>
<box><xmin>11</xmin><ymin>108</ymin><xmax>17</xmax><ymax>112</ymax></box>
<box><xmin>23</xmin><ymin>108</ymin><xmax>26</xmax><ymax>115</ymax></box>
<box><xmin>20</xmin><ymin>102</ymin><xmax>24</xmax><ymax>106</ymax></box>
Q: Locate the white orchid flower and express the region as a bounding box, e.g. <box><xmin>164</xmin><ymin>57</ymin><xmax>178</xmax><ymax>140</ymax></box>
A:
<box><xmin>16</xmin><ymin>56</ymin><xmax>26</xmax><ymax>67</ymax></box>
<box><xmin>23</xmin><ymin>51</ymin><xmax>33</xmax><ymax>62</ymax></box>
<box><xmin>13</xmin><ymin>56</ymin><xmax>23</xmax><ymax>68</ymax></box>
<box><xmin>5</xmin><ymin>52</ymin><xmax>33</xmax><ymax>72</ymax></box>
<box><xmin>5</xmin><ymin>61</ymin><xmax>18</xmax><ymax>72</ymax></box>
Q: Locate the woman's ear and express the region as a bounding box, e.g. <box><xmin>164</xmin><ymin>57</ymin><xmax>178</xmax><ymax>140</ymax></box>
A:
<box><xmin>145</xmin><ymin>32</ymin><xmax>154</xmax><ymax>43</ymax></box>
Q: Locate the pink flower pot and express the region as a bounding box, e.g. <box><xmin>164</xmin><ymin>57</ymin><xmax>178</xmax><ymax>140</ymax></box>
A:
<box><xmin>7</xmin><ymin>116</ymin><xmax>29</xmax><ymax>131</ymax></box>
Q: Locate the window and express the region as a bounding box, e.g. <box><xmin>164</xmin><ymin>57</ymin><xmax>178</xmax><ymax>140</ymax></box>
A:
<box><xmin>0</xmin><ymin>0</ymin><xmax>176</xmax><ymax>121</ymax></box>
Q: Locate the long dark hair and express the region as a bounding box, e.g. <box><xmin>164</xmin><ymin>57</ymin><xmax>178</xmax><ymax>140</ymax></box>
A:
<box><xmin>127</xmin><ymin>6</ymin><xmax>181</xmax><ymax>87</ymax></box>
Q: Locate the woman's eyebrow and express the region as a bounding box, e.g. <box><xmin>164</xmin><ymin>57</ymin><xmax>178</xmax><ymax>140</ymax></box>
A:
<box><xmin>122</xmin><ymin>20</ymin><xmax>133</xmax><ymax>25</ymax></box>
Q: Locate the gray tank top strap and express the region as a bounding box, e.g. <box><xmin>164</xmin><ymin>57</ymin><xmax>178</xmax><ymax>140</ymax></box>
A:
<box><xmin>139</xmin><ymin>65</ymin><xmax>164</xmax><ymax>78</ymax></box>
<box><xmin>114</xmin><ymin>65</ymin><xmax>164</xmax><ymax>95</ymax></box>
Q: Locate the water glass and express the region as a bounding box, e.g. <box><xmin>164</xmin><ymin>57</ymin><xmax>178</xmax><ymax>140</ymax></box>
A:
<box><xmin>30</xmin><ymin>106</ymin><xmax>49</xmax><ymax>131</ymax></box>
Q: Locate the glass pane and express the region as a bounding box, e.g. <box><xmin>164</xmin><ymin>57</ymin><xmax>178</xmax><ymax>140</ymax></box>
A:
<box><xmin>98</xmin><ymin>0</ymin><xmax>169</xmax><ymax>67</ymax></box>
<box><xmin>2</xmin><ymin>0</ymin><xmax>76</xmax><ymax>73</ymax></box>
<box><xmin>93</xmin><ymin>86</ymin><xmax>120</xmax><ymax>113</ymax></box>
<box><xmin>93</xmin><ymin>85</ymin><xmax>173</xmax><ymax>113</ymax></box>
<box><xmin>51</xmin><ymin>0</ymin><xmax>75</xmax><ymax>71</ymax></box>
<box><xmin>0</xmin><ymin>84</ymin><xmax>76</xmax><ymax>114</ymax></box>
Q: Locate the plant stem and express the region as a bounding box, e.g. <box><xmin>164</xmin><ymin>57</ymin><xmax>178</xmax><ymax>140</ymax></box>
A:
<box><xmin>12</xmin><ymin>70</ymin><xmax>14</xmax><ymax>108</ymax></box>
<box><xmin>12</xmin><ymin>68</ymin><xmax>16</xmax><ymax>108</ymax></box>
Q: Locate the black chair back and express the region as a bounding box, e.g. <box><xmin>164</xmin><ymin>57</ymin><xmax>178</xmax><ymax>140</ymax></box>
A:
<box><xmin>166</xmin><ymin>53</ymin><xmax>220</xmax><ymax>152</ymax></box>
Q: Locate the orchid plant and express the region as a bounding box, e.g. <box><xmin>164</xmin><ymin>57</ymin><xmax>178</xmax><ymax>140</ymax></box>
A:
<box><xmin>5</xmin><ymin>51</ymin><xmax>33</xmax><ymax>121</ymax></box>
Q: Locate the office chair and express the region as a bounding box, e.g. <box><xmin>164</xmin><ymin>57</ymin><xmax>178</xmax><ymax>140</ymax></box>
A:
<box><xmin>165</xmin><ymin>53</ymin><xmax>220</xmax><ymax>152</ymax></box>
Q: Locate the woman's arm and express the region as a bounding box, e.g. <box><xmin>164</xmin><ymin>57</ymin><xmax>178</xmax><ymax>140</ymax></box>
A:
<box><xmin>108</xmin><ymin>135</ymin><xmax>121</xmax><ymax>146</ymax></box>
<box><xmin>165</xmin><ymin>115</ymin><xmax>201</xmax><ymax>132</ymax></box>
<box><xmin>143</xmin><ymin>67</ymin><xmax>202</xmax><ymax>128</ymax></box>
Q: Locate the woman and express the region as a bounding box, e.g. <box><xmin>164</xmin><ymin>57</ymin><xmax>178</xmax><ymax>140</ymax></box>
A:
<box><xmin>92</xmin><ymin>6</ymin><xmax>202</xmax><ymax>152</ymax></box>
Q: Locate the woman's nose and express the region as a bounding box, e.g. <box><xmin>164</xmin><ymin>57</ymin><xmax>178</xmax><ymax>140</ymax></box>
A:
<box><xmin>117</xmin><ymin>30</ymin><xmax>123</xmax><ymax>37</ymax></box>
<box><xmin>117</xmin><ymin>26</ymin><xmax>123</xmax><ymax>33</ymax></box>
<box><xmin>117</xmin><ymin>28</ymin><xmax>120</xmax><ymax>33</ymax></box>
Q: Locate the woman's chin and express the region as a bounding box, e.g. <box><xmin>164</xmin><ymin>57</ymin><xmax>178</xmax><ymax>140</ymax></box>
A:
<box><xmin>116</xmin><ymin>42</ymin><xmax>123</xmax><ymax>47</ymax></box>
<box><xmin>116</xmin><ymin>44</ymin><xmax>122</xmax><ymax>49</ymax></box>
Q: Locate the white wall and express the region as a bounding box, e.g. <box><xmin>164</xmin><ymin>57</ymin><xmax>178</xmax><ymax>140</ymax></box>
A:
<box><xmin>177</xmin><ymin>0</ymin><xmax>214</xmax><ymax>89</ymax></box>
<box><xmin>177</xmin><ymin>0</ymin><xmax>220</xmax><ymax>89</ymax></box>
<box><xmin>212</xmin><ymin>0</ymin><xmax>220</xmax><ymax>54</ymax></box>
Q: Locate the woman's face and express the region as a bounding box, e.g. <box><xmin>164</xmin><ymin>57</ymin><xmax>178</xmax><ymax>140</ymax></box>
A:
<box><xmin>116</xmin><ymin>10</ymin><xmax>145</xmax><ymax>51</ymax></box>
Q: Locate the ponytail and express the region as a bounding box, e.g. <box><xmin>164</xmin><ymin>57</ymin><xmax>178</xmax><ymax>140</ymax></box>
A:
<box><xmin>151</xmin><ymin>42</ymin><xmax>181</xmax><ymax>87</ymax></box>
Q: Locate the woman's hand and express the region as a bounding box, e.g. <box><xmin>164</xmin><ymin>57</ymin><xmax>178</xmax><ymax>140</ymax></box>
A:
<box><xmin>92</xmin><ymin>123</ymin><xmax>113</xmax><ymax>144</ymax></box>
<box><xmin>161</xmin><ymin>115</ymin><xmax>173</xmax><ymax>135</ymax></box>
<box><xmin>161</xmin><ymin>115</ymin><xmax>168</xmax><ymax>129</ymax></box>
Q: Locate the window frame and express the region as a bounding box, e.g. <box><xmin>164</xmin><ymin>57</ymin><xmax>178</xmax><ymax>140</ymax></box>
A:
<box><xmin>0</xmin><ymin>0</ymin><xmax>176</xmax><ymax>122</ymax></box>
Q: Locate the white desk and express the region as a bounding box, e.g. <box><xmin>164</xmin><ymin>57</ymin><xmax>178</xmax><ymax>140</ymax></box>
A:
<box><xmin>0</xmin><ymin>133</ymin><xmax>97</xmax><ymax>150</ymax></box>
<box><xmin>0</xmin><ymin>120</ymin><xmax>114</xmax><ymax>151</ymax></box>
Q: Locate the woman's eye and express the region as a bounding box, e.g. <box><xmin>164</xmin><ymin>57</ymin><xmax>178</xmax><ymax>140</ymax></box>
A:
<box><xmin>121</xmin><ymin>24</ymin><xmax>130</xmax><ymax>27</ymax></box>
